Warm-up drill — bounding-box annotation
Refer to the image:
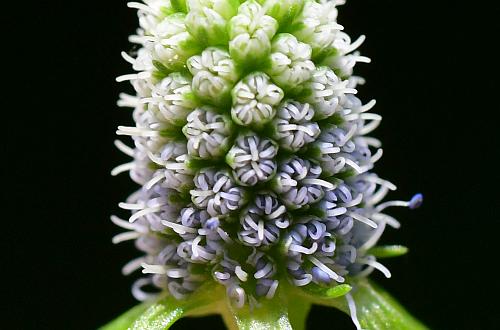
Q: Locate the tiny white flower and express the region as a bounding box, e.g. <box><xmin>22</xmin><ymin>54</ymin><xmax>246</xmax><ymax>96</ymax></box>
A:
<box><xmin>190</xmin><ymin>168</ymin><xmax>246</xmax><ymax>217</ymax></box>
<box><xmin>144</xmin><ymin>72</ymin><xmax>197</xmax><ymax>126</ymax></box>
<box><xmin>238</xmin><ymin>193</ymin><xmax>289</xmax><ymax>247</ymax></box>
<box><xmin>272</xmin><ymin>100</ymin><xmax>320</xmax><ymax>152</ymax></box>
<box><xmin>306</xmin><ymin>66</ymin><xmax>357</xmax><ymax>119</ymax></box>
<box><xmin>293</xmin><ymin>0</ymin><xmax>343</xmax><ymax>56</ymax></box>
<box><xmin>273</xmin><ymin>156</ymin><xmax>334</xmax><ymax>209</ymax></box>
<box><xmin>187</xmin><ymin>47</ymin><xmax>239</xmax><ymax>106</ymax></box>
<box><xmin>183</xmin><ymin>106</ymin><xmax>233</xmax><ymax>159</ymax></box>
<box><xmin>148</xmin><ymin>13</ymin><xmax>200</xmax><ymax>71</ymax></box>
<box><xmin>226</xmin><ymin>134</ymin><xmax>278</xmax><ymax>186</ymax></box>
<box><xmin>231</xmin><ymin>72</ymin><xmax>284</xmax><ymax>127</ymax></box>
<box><xmin>266</xmin><ymin>33</ymin><xmax>315</xmax><ymax>92</ymax></box>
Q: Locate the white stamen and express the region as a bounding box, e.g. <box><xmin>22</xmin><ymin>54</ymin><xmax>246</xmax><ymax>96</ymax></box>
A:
<box><xmin>116</xmin><ymin>126</ymin><xmax>158</xmax><ymax>137</ymax></box>
<box><xmin>372</xmin><ymin>213</ymin><xmax>401</xmax><ymax>229</ymax></box>
<box><xmin>127</xmin><ymin>2</ymin><xmax>155</xmax><ymax>14</ymax></box>
<box><xmin>122</xmin><ymin>256</ymin><xmax>145</xmax><ymax>276</ymax></box>
<box><xmin>254</xmin><ymin>262</ymin><xmax>274</xmax><ymax>279</ymax></box>
<box><xmin>111</xmin><ymin>162</ymin><xmax>135</xmax><ymax>176</ymax></box>
<box><xmin>168</xmin><ymin>282</ymin><xmax>189</xmax><ymax>300</ymax></box>
<box><xmin>346</xmin><ymin>293</ymin><xmax>362</xmax><ymax>330</ymax></box>
<box><xmin>141</xmin><ymin>263</ymin><xmax>167</xmax><ymax>275</ymax></box>
<box><xmin>121</xmin><ymin>51</ymin><xmax>137</xmax><ymax>65</ymax></box>
<box><xmin>217</xmin><ymin>228</ymin><xmax>233</xmax><ymax>243</ymax></box>
<box><xmin>166</xmin><ymin>269</ymin><xmax>189</xmax><ymax>278</ymax></box>
<box><xmin>308</xmin><ymin>256</ymin><xmax>344</xmax><ymax>282</ymax></box>
<box><xmin>347</xmin><ymin>211</ymin><xmax>377</xmax><ymax>228</ymax></box>
<box><xmin>214</xmin><ymin>271</ymin><xmax>230</xmax><ymax>281</ymax></box>
<box><xmin>343</xmin><ymin>193</ymin><xmax>363</xmax><ymax>208</ymax></box>
<box><xmin>117</xmin><ymin>93</ymin><xmax>139</xmax><ymax>108</ymax></box>
<box><xmin>358</xmin><ymin>257</ymin><xmax>391</xmax><ymax>278</ymax></box>
<box><xmin>114</xmin><ymin>140</ymin><xmax>135</xmax><ymax>157</ymax></box>
<box><xmin>258</xmin><ymin>220</ymin><xmax>265</xmax><ymax>241</ymax></box>
<box><xmin>344</xmin><ymin>35</ymin><xmax>366</xmax><ymax>54</ymax></box>
<box><xmin>289</xmin><ymin>242</ymin><xmax>318</xmax><ymax>254</ymax></box>
<box><xmin>118</xmin><ymin>202</ymin><xmax>144</xmax><ymax>210</ymax></box>
<box><xmin>132</xmin><ymin>278</ymin><xmax>156</xmax><ymax>301</ymax></box>
<box><xmin>144</xmin><ymin>173</ymin><xmax>164</xmax><ymax>190</ymax></box>
<box><xmin>266</xmin><ymin>280</ymin><xmax>279</xmax><ymax>299</ymax></box>
<box><xmin>365</xmin><ymin>176</ymin><xmax>397</xmax><ymax>191</ymax></box>
<box><xmin>110</xmin><ymin>215</ymin><xmax>136</xmax><ymax>230</ymax></box>
<box><xmin>116</xmin><ymin>74</ymin><xmax>139</xmax><ymax>82</ymax></box>
<box><xmin>370</xmin><ymin>148</ymin><xmax>383</xmax><ymax>163</ymax></box>
<box><xmin>112</xmin><ymin>231</ymin><xmax>141</xmax><ymax>244</ymax></box>
<box><xmin>162</xmin><ymin>220</ymin><xmax>198</xmax><ymax>234</ymax></box>
<box><xmin>129</xmin><ymin>206</ymin><xmax>161</xmax><ymax>223</ymax></box>
<box><xmin>359</xmin><ymin>221</ymin><xmax>386</xmax><ymax>251</ymax></box>
<box><xmin>344</xmin><ymin>158</ymin><xmax>364</xmax><ymax>173</ymax></box>
<box><xmin>235</xmin><ymin>266</ymin><xmax>248</xmax><ymax>282</ymax></box>
<box><xmin>360</xmin><ymin>99</ymin><xmax>376</xmax><ymax>113</ymax></box>
<box><xmin>293</xmin><ymin>274</ymin><xmax>312</xmax><ymax>286</ymax></box>
<box><xmin>375</xmin><ymin>200</ymin><xmax>410</xmax><ymax>212</ymax></box>
<box><xmin>302</xmin><ymin>178</ymin><xmax>335</xmax><ymax>190</ymax></box>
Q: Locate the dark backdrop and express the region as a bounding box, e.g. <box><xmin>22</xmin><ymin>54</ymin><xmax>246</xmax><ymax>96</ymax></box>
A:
<box><xmin>4</xmin><ymin>0</ymin><xmax>499</xmax><ymax>329</ymax></box>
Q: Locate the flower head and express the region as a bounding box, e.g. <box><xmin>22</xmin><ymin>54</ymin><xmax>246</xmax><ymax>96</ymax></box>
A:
<box><xmin>112</xmin><ymin>1</ymin><xmax>423</xmax><ymax>329</ymax></box>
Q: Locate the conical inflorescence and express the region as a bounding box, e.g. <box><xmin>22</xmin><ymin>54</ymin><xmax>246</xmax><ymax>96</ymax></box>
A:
<box><xmin>112</xmin><ymin>0</ymin><xmax>423</xmax><ymax>328</ymax></box>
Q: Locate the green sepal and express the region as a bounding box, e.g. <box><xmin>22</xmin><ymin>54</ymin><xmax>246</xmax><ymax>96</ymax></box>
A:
<box><xmin>314</xmin><ymin>47</ymin><xmax>339</xmax><ymax>64</ymax></box>
<box><xmin>318</xmin><ymin>112</ymin><xmax>345</xmax><ymax>126</ymax></box>
<box><xmin>334</xmin><ymin>168</ymin><xmax>357</xmax><ymax>180</ymax></box>
<box><xmin>326</xmin><ymin>284</ymin><xmax>353</xmax><ymax>298</ymax></box>
<box><xmin>368</xmin><ymin>245</ymin><xmax>409</xmax><ymax>259</ymax></box>
<box><xmin>152</xmin><ymin>60</ymin><xmax>171</xmax><ymax>79</ymax></box>
<box><xmin>159</xmin><ymin>127</ymin><xmax>185</xmax><ymax>139</ymax></box>
<box><xmin>299</xmin><ymin>283</ymin><xmax>353</xmax><ymax>300</ymax></box>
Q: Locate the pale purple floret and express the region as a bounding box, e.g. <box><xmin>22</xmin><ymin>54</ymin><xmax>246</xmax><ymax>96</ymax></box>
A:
<box><xmin>238</xmin><ymin>194</ymin><xmax>289</xmax><ymax>247</ymax></box>
<box><xmin>190</xmin><ymin>168</ymin><xmax>246</xmax><ymax>217</ymax></box>
<box><xmin>273</xmin><ymin>157</ymin><xmax>335</xmax><ymax>209</ymax></box>
<box><xmin>214</xmin><ymin>250</ymin><xmax>279</xmax><ymax>308</ymax></box>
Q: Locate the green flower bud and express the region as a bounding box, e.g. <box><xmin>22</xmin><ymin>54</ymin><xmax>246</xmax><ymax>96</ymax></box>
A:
<box><xmin>150</xmin><ymin>13</ymin><xmax>201</xmax><ymax>72</ymax></box>
<box><xmin>258</xmin><ymin>0</ymin><xmax>304</xmax><ymax>26</ymax></box>
<box><xmin>228</xmin><ymin>0</ymin><xmax>278</xmax><ymax>64</ymax></box>
<box><xmin>185</xmin><ymin>0</ymin><xmax>239</xmax><ymax>46</ymax></box>
<box><xmin>187</xmin><ymin>47</ymin><xmax>239</xmax><ymax>106</ymax></box>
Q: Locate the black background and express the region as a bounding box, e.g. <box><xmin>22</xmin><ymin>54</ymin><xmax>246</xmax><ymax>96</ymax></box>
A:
<box><xmin>4</xmin><ymin>0</ymin><xmax>499</xmax><ymax>329</ymax></box>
